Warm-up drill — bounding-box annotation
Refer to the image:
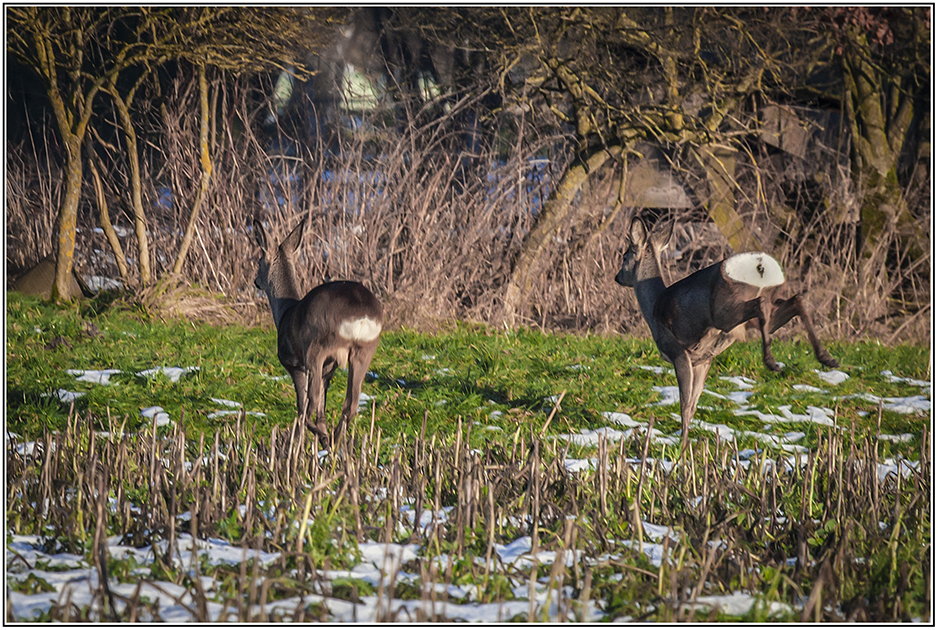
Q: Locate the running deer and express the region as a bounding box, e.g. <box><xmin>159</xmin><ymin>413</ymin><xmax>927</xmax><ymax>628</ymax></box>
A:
<box><xmin>253</xmin><ymin>217</ymin><xmax>383</xmax><ymax>447</ymax></box>
<box><xmin>614</xmin><ymin>217</ymin><xmax>838</xmax><ymax>451</ymax></box>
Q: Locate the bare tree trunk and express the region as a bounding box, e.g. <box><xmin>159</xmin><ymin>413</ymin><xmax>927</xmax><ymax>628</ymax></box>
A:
<box><xmin>694</xmin><ymin>145</ymin><xmax>762</xmax><ymax>254</ymax></box>
<box><xmin>86</xmin><ymin>136</ymin><xmax>132</xmax><ymax>285</ymax></box>
<box><xmin>26</xmin><ymin>12</ymin><xmax>104</xmax><ymax>302</ymax></box>
<box><xmin>842</xmin><ymin>22</ymin><xmax>923</xmax><ymax>260</ymax></box>
<box><xmin>108</xmin><ymin>79</ymin><xmax>152</xmax><ymax>285</ymax></box>
<box><xmin>501</xmin><ymin>146</ymin><xmax>620</xmax><ymax>325</ymax></box>
<box><xmin>52</xmin><ymin>139</ymin><xmax>84</xmax><ymax>302</ymax></box>
<box><xmin>172</xmin><ymin>64</ymin><xmax>214</xmax><ymax>276</ymax></box>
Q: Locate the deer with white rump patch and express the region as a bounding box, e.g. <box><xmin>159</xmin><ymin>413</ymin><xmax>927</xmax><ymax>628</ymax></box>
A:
<box><xmin>253</xmin><ymin>216</ymin><xmax>382</xmax><ymax>447</ymax></box>
<box><xmin>615</xmin><ymin>217</ymin><xmax>838</xmax><ymax>452</ymax></box>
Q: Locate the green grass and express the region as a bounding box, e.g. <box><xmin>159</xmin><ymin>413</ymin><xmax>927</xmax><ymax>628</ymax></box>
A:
<box><xmin>4</xmin><ymin>292</ymin><xmax>932</xmax><ymax>622</ymax></box>
<box><xmin>6</xmin><ymin>292</ymin><xmax>929</xmax><ymax>460</ymax></box>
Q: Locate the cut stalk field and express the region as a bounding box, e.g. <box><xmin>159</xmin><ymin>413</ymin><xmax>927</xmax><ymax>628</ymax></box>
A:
<box><xmin>5</xmin><ymin>293</ymin><xmax>931</xmax><ymax>621</ymax></box>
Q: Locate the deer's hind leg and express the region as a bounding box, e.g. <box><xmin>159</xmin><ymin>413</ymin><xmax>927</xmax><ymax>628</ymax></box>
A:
<box><xmin>768</xmin><ymin>294</ymin><xmax>839</xmax><ymax>368</ymax></box>
<box><xmin>335</xmin><ymin>342</ymin><xmax>378</xmax><ymax>444</ymax></box>
<box><xmin>304</xmin><ymin>351</ymin><xmax>331</xmax><ymax>444</ymax></box>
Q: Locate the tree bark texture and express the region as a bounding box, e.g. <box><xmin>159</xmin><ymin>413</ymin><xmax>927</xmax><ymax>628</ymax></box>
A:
<box><xmin>108</xmin><ymin>80</ymin><xmax>153</xmax><ymax>285</ymax></box>
<box><xmin>86</xmin><ymin>137</ymin><xmax>131</xmax><ymax>284</ymax></box>
<box><xmin>172</xmin><ymin>64</ymin><xmax>214</xmax><ymax>276</ymax></box>
<box><xmin>501</xmin><ymin>146</ymin><xmax>621</xmax><ymax>325</ymax></box>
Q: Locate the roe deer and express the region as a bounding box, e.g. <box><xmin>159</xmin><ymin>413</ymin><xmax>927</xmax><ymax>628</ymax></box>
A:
<box><xmin>614</xmin><ymin>217</ymin><xmax>838</xmax><ymax>451</ymax></box>
<box><xmin>253</xmin><ymin>216</ymin><xmax>383</xmax><ymax>447</ymax></box>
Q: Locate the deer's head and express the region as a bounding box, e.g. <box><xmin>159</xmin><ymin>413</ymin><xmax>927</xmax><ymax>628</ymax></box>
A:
<box><xmin>252</xmin><ymin>216</ymin><xmax>306</xmax><ymax>300</ymax></box>
<box><xmin>615</xmin><ymin>218</ymin><xmax>673</xmax><ymax>287</ymax></box>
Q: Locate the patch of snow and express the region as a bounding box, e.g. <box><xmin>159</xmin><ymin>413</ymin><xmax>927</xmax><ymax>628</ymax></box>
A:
<box><xmin>137</xmin><ymin>366</ymin><xmax>199</xmax><ymax>383</ymax></box>
<box><xmin>877</xmin><ymin>458</ymin><xmax>920</xmax><ymax>482</ymax></box>
<box><xmin>846</xmin><ymin>393</ymin><xmax>931</xmax><ymax>415</ymax></box>
<box><xmin>793</xmin><ymin>384</ymin><xmax>825</xmax><ymax>393</ymax></box>
<box><xmin>141</xmin><ymin>406</ymin><xmax>173</xmax><ymax>427</ymax></box>
<box><xmin>554</xmin><ymin>427</ymin><xmax>635</xmax><ymax>447</ymax></box>
<box><xmin>735</xmin><ymin>404</ymin><xmax>835</xmax><ymax>428</ymax></box>
<box><xmin>878</xmin><ymin>433</ymin><xmax>914</xmax><ymax>443</ymax></box>
<box><xmin>359</xmin><ymin>392</ymin><xmax>375</xmax><ymax>409</ymax></box>
<box><xmin>602</xmin><ymin>411</ymin><xmax>640</xmax><ymax>427</ymax></box>
<box><xmin>719</xmin><ymin>375</ymin><xmax>756</xmax><ymax>389</ymax></box>
<box><xmin>704</xmin><ymin>388</ymin><xmax>753</xmax><ymax>404</ymax></box>
<box><xmin>815</xmin><ymin>369</ymin><xmax>849</xmax><ymax>386</ymax></box>
<box><xmin>882</xmin><ymin>396</ymin><xmax>931</xmax><ymax>415</ymax></box>
<box><xmin>652</xmin><ymin>386</ymin><xmax>680</xmax><ymax>406</ymax></box>
<box><xmin>641</xmin><ymin>522</ymin><xmax>679</xmax><ymax>543</ymax></box>
<box><xmin>622</xmin><ymin>539</ymin><xmax>668</xmax><ymax>568</ymax></box>
<box><xmin>564</xmin><ymin>457</ymin><xmax>599</xmax><ymax>473</ymax></box>
<box><xmin>880</xmin><ymin>370</ymin><xmax>930</xmax><ymax>389</ymax></box>
<box><xmin>43</xmin><ymin>389</ymin><xmax>85</xmax><ymax>403</ymax></box>
<box><xmin>86</xmin><ymin>276</ymin><xmax>123</xmax><ymax>291</ymax></box>
<box><xmin>206</xmin><ymin>410</ymin><xmax>266</xmax><ymax>420</ymax></box>
<box><xmin>67</xmin><ymin>368</ymin><xmax>122</xmax><ymax>385</ymax></box>
<box><xmin>210</xmin><ymin>397</ymin><xmax>241</xmax><ymax>408</ymax></box>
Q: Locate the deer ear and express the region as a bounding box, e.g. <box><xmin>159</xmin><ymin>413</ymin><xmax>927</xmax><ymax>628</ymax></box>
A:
<box><xmin>629</xmin><ymin>217</ymin><xmax>647</xmax><ymax>246</ymax></box>
<box><xmin>281</xmin><ymin>216</ymin><xmax>307</xmax><ymax>254</ymax></box>
<box><xmin>650</xmin><ymin>219</ymin><xmax>674</xmax><ymax>249</ymax></box>
<box><xmin>252</xmin><ymin>218</ymin><xmax>268</xmax><ymax>250</ymax></box>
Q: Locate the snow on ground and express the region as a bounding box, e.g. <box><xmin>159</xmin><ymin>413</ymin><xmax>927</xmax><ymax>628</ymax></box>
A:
<box><xmin>7</xmin><ymin>361</ymin><xmax>930</xmax><ymax>621</ymax></box>
<box><xmin>6</xmin><ymin>532</ymin><xmax>607</xmax><ymax>622</ymax></box>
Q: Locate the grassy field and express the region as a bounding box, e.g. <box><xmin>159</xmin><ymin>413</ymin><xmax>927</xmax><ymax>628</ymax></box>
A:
<box><xmin>5</xmin><ymin>292</ymin><xmax>932</xmax><ymax>621</ymax></box>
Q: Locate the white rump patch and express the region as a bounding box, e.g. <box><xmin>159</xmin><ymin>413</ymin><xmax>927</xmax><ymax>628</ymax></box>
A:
<box><xmin>723</xmin><ymin>253</ymin><xmax>784</xmax><ymax>288</ymax></box>
<box><xmin>338</xmin><ymin>317</ymin><xmax>382</xmax><ymax>342</ymax></box>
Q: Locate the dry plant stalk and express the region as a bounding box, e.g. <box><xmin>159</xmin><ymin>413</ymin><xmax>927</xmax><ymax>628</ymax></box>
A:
<box><xmin>4</xmin><ymin>70</ymin><xmax>929</xmax><ymax>342</ymax></box>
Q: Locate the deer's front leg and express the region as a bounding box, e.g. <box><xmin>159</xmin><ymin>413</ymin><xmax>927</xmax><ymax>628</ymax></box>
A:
<box><xmin>757</xmin><ymin>295</ymin><xmax>782</xmax><ymax>372</ymax></box>
<box><xmin>690</xmin><ymin>361</ymin><xmax>712</xmax><ymax>415</ymax></box>
<box><xmin>672</xmin><ymin>352</ymin><xmax>698</xmax><ymax>439</ymax></box>
<box><xmin>770</xmin><ymin>294</ymin><xmax>839</xmax><ymax>369</ymax></box>
<box><xmin>289</xmin><ymin>368</ymin><xmax>310</xmax><ymax>421</ymax></box>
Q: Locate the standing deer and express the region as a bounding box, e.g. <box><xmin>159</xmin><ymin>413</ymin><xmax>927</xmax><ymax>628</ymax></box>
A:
<box><xmin>253</xmin><ymin>216</ymin><xmax>383</xmax><ymax>447</ymax></box>
<box><xmin>614</xmin><ymin>217</ymin><xmax>838</xmax><ymax>451</ymax></box>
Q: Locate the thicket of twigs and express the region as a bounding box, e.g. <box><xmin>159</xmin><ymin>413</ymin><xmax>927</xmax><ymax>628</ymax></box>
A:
<box><xmin>5</xmin><ymin>71</ymin><xmax>930</xmax><ymax>342</ymax></box>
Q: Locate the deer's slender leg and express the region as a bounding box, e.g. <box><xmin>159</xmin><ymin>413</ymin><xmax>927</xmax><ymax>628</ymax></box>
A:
<box><xmin>322</xmin><ymin>358</ymin><xmax>337</xmax><ymax>415</ymax></box>
<box><xmin>337</xmin><ymin>343</ymin><xmax>378</xmax><ymax>443</ymax></box>
<box><xmin>289</xmin><ymin>368</ymin><xmax>309</xmax><ymax>421</ymax></box>
<box><xmin>769</xmin><ymin>294</ymin><xmax>839</xmax><ymax>368</ymax></box>
<box><xmin>690</xmin><ymin>361</ymin><xmax>712</xmax><ymax>417</ymax></box>
<box><xmin>672</xmin><ymin>351</ymin><xmax>697</xmax><ymax>452</ymax></box>
<box><xmin>306</xmin><ymin>353</ymin><xmax>329</xmax><ymax>443</ymax></box>
<box><xmin>757</xmin><ymin>295</ymin><xmax>783</xmax><ymax>372</ymax></box>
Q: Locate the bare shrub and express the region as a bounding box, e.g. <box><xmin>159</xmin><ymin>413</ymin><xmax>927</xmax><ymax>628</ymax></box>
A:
<box><xmin>4</xmin><ymin>70</ymin><xmax>929</xmax><ymax>343</ymax></box>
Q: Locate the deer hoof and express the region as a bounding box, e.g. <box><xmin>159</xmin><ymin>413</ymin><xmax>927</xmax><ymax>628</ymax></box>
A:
<box><xmin>765</xmin><ymin>357</ymin><xmax>783</xmax><ymax>372</ymax></box>
<box><xmin>818</xmin><ymin>351</ymin><xmax>840</xmax><ymax>369</ymax></box>
<box><xmin>306</xmin><ymin>420</ymin><xmax>331</xmax><ymax>448</ymax></box>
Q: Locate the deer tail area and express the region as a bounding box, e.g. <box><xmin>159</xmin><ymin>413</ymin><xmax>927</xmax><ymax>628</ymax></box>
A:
<box><xmin>338</xmin><ymin>317</ymin><xmax>382</xmax><ymax>343</ymax></box>
<box><xmin>721</xmin><ymin>252</ymin><xmax>785</xmax><ymax>288</ymax></box>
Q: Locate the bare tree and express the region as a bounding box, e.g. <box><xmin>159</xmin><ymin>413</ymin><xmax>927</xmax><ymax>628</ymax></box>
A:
<box><xmin>7</xmin><ymin>7</ymin><xmax>346</xmax><ymax>298</ymax></box>
<box><xmin>8</xmin><ymin>8</ymin><xmax>142</xmax><ymax>300</ymax></box>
